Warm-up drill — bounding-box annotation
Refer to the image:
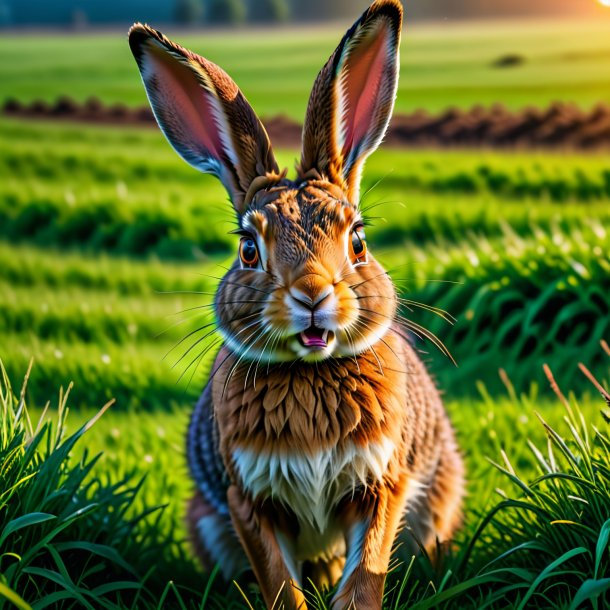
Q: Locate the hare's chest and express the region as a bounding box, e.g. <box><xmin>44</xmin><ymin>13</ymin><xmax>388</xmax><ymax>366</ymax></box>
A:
<box><xmin>231</xmin><ymin>437</ymin><xmax>396</xmax><ymax>542</ymax></box>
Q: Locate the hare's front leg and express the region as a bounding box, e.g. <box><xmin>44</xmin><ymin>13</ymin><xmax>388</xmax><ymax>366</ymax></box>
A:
<box><xmin>332</xmin><ymin>478</ymin><xmax>410</xmax><ymax>610</ymax></box>
<box><xmin>227</xmin><ymin>486</ymin><xmax>307</xmax><ymax>610</ymax></box>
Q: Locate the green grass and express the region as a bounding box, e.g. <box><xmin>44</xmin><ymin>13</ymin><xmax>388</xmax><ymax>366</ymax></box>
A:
<box><xmin>2</xmin><ymin>353</ymin><xmax>609</xmax><ymax>608</ymax></box>
<box><xmin>0</xmin><ymin>243</ymin><xmax>219</xmax><ymax>410</ymax></box>
<box><xmin>0</xmin><ymin>364</ymin><xmax>226</xmax><ymax>610</ymax></box>
<box><xmin>0</xmin><ymin>116</ymin><xmax>607</xmax><ymax>400</ymax></box>
<box><xmin>3</xmin><ymin>19</ymin><xmax>610</xmax><ymax>118</ymax></box>
<box><xmin>3</xmin><ymin>118</ymin><xmax>610</xmax><ymax>259</ymax></box>
<box><xmin>405</xmin><ymin>221</ymin><xmax>610</xmax><ymax>395</ymax></box>
<box><xmin>1</xmin><ymin>212</ymin><xmax>607</xmax><ymax>407</ymax></box>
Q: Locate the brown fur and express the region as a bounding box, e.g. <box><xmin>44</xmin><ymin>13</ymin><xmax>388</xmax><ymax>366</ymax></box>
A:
<box><xmin>129</xmin><ymin>1</ymin><xmax>465</xmax><ymax>608</ymax></box>
<box><xmin>228</xmin><ymin>485</ymin><xmax>307</xmax><ymax>610</ymax></box>
<box><xmin>212</xmin><ymin>331</ymin><xmax>407</xmax><ymax>458</ymax></box>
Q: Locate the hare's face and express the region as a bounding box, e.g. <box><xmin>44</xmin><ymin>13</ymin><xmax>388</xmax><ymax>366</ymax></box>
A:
<box><xmin>215</xmin><ymin>181</ymin><xmax>396</xmax><ymax>362</ymax></box>
<box><xmin>129</xmin><ymin>1</ymin><xmax>402</xmax><ymax>363</ymax></box>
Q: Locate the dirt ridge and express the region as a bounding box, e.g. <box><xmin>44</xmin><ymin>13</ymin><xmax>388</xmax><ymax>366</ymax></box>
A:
<box><xmin>4</xmin><ymin>96</ymin><xmax>610</xmax><ymax>150</ymax></box>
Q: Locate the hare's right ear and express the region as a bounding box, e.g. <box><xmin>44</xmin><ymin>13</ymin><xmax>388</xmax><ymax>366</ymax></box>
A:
<box><xmin>129</xmin><ymin>24</ymin><xmax>279</xmax><ymax>214</ymax></box>
<box><xmin>298</xmin><ymin>0</ymin><xmax>402</xmax><ymax>204</ymax></box>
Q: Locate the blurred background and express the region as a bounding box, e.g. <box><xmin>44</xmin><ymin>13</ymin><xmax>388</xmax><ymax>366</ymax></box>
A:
<box><xmin>0</xmin><ymin>0</ymin><xmax>608</xmax><ymax>26</ymax></box>
<box><xmin>1</xmin><ymin>0</ymin><xmax>609</xmax><ymax>605</ymax></box>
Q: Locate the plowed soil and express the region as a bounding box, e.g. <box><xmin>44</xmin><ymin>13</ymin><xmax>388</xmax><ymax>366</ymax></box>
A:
<box><xmin>5</xmin><ymin>97</ymin><xmax>610</xmax><ymax>151</ymax></box>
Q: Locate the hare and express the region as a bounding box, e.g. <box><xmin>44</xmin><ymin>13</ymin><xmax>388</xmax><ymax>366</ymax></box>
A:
<box><xmin>129</xmin><ymin>1</ymin><xmax>464</xmax><ymax>608</ymax></box>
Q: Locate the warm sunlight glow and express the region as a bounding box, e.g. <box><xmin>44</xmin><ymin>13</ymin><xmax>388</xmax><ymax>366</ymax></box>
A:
<box><xmin>599</xmin><ymin>0</ymin><xmax>610</xmax><ymax>7</ymax></box>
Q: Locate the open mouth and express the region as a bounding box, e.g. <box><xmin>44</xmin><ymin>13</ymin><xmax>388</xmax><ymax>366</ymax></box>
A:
<box><xmin>297</xmin><ymin>326</ymin><xmax>335</xmax><ymax>350</ymax></box>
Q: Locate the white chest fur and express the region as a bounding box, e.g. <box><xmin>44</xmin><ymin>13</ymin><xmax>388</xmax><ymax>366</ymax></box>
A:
<box><xmin>232</xmin><ymin>437</ymin><xmax>396</xmax><ymax>536</ymax></box>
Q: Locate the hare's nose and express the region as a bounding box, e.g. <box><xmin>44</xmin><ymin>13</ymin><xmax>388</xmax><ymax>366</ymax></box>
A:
<box><xmin>289</xmin><ymin>285</ymin><xmax>333</xmax><ymax>311</ymax></box>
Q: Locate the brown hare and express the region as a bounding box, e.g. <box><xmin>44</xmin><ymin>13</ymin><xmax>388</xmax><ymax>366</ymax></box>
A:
<box><xmin>129</xmin><ymin>1</ymin><xmax>464</xmax><ymax>608</ymax></box>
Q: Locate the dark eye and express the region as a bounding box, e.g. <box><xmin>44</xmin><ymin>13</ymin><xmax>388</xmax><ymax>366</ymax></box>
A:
<box><xmin>239</xmin><ymin>237</ymin><xmax>259</xmax><ymax>268</ymax></box>
<box><xmin>350</xmin><ymin>226</ymin><xmax>367</xmax><ymax>264</ymax></box>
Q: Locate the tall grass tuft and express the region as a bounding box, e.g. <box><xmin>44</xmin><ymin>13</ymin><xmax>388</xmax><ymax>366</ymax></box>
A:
<box><xmin>456</xmin><ymin>360</ymin><xmax>610</xmax><ymax>608</ymax></box>
<box><xmin>0</xmin><ymin>361</ymin><xmax>196</xmax><ymax>609</ymax></box>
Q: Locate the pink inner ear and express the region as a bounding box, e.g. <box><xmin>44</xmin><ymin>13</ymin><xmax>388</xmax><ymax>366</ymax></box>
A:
<box><xmin>341</xmin><ymin>26</ymin><xmax>389</xmax><ymax>157</ymax></box>
<box><xmin>146</xmin><ymin>42</ymin><xmax>224</xmax><ymax>161</ymax></box>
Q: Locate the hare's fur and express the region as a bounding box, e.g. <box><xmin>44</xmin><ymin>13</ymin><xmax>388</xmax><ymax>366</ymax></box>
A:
<box><xmin>130</xmin><ymin>1</ymin><xmax>465</xmax><ymax>608</ymax></box>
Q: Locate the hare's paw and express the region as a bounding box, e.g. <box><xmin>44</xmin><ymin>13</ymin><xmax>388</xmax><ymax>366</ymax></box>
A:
<box><xmin>331</xmin><ymin>570</ymin><xmax>385</xmax><ymax>610</ymax></box>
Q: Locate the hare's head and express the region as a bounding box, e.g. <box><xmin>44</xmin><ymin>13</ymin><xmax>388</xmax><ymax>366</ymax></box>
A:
<box><xmin>129</xmin><ymin>0</ymin><xmax>402</xmax><ymax>363</ymax></box>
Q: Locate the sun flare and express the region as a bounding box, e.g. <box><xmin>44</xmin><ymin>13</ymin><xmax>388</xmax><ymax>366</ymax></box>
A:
<box><xmin>599</xmin><ymin>0</ymin><xmax>610</xmax><ymax>7</ymax></box>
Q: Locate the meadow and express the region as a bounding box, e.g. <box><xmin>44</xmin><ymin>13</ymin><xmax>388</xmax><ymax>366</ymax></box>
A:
<box><xmin>1</xmin><ymin>118</ymin><xmax>607</xmax><ymax>399</ymax></box>
<box><xmin>3</xmin><ymin>19</ymin><xmax>610</xmax><ymax>118</ymax></box>
<box><xmin>1</xmin><ymin>16</ymin><xmax>610</xmax><ymax>610</ymax></box>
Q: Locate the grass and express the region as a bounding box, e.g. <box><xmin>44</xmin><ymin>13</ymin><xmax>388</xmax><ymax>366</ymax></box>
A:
<box><xmin>2</xmin><ymin>350</ymin><xmax>609</xmax><ymax>608</ymax></box>
<box><xmin>408</xmin><ymin>221</ymin><xmax>610</xmax><ymax>395</ymax></box>
<box><xmin>0</xmin><ymin>363</ymin><xmax>226</xmax><ymax>609</ymax></box>
<box><xmin>3</xmin><ymin>19</ymin><xmax>610</xmax><ymax>119</ymax></box>
<box><xmin>0</xmin><ymin>366</ymin><xmax>158</xmax><ymax>609</ymax></box>
<box><xmin>3</xmin><ymin>117</ymin><xmax>610</xmax><ymax>257</ymax></box>
<box><xmin>395</xmin><ymin>361</ymin><xmax>610</xmax><ymax>609</ymax></box>
<box><xmin>1</xmin><ymin>212</ymin><xmax>607</xmax><ymax>406</ymax></box>
<box><xmin>0</xmin><ymin>116</ymin><xmax>607</xmax><ymax>402</ymax></box>
<box><xmin>0</xmin><ymin>217</ymin><xmax>610</xmax><ymax>404</ymax></box>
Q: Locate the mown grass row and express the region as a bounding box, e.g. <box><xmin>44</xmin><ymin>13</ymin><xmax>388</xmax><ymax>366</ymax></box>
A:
<box><xmin>6</xmin><ymin>180</ymin><xmax>606</xmax><ymax>259</ymax></box>
<box><xmin>2</xmin><ymin>349</ymin><xmax>608</xmax><ymax>608</ymax></box>
<box><xmin>0</xmin><ymin>241</ymin><xmax>219</xmax><ymax>409</ymax></box>
<box><xmin>409</xmin><ymin>221</ymin><xmax>610</xmax><ymax>395</ymax></box>
<box><xmin>6</xmin><ymin>114</ymin><xmax>610</xmax><ymax>202</ymax></box>
<box><xmin>2</xmin><ymin>119</ymin><xmax>610</xmax><ymax>258</ymax></box>
<box><xmin>380</xmin><ymin>162</ymin><xmax>610</xmax><ymax>202</ymax></box>
<box><xmin>7</xmin><ymin>119</ymin><xmax>610</xmax><ymax>191</ymax></box>
<box><xmin>0</xmin><ymin>284</ymin><xmax>173</xmax><ymax>345</ymax></box>
<box><xmin>0</xmin><ymin>242</ymin><xmax>217</xmax><ymax>295</ymax></box>
<box><xmin>1</xmin><ymin>339</ymin><xmax>189</xmax><ymax>412</ymax></box>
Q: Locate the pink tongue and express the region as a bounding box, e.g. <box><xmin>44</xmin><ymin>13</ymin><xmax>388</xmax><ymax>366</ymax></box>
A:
<box><xmin>302</xmin><ymin>328</ymin><xmax>326</xmax><ymax>348</ymax></box>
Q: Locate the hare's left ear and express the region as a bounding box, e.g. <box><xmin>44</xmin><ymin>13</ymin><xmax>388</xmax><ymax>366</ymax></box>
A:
<box><xmin>129</xmin><ymin>24</ymin><xmax>279</xmax><ymax>214</ymax></box>
<box><xmin>298</xmin><ymin>0</ymin><xmax>402</xmax><ymax>203</ymax></box>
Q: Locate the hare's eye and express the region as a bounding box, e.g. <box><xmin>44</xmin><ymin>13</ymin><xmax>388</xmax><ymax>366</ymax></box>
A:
<box><xmin>350</xmin><ymin>226</ymin><xmax>367</xmax><ymax>265</ymax></box>
<box><xmin>239</xmin><ymin>237</ymin><xmax>259</xmax><ymax>268</ymax></box>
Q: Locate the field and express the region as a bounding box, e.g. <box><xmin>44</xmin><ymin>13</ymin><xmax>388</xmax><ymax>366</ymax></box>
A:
<box><xmin>1</xmin><ymin>15</ymin><xmax>610</xmax><ymax>610</ymax></box>
<box><xmin>3</xmin><ymin>19</ymin><xmax>610</xmax><ymax>118</ymax></box>
<box><xmin>1</xmin><ymin>118</ymin><xmax>608</xmax><ymax>399</ymax></box>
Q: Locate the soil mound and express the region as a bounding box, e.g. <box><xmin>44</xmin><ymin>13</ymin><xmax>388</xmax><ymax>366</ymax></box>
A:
<box><xmin>4</xmin><ymin>97</ymin><xmax>610</xmax><ymax>151</ymax></box>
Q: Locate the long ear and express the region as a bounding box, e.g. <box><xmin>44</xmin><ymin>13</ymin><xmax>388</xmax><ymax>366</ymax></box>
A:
<box><xmin>129</xmin><ymin>24</ymin><xmax>280</xmax><ymax>214</ymax></box>
<box><xmin>298</xmin><ymin>0</ymin><xmax>402</xmax><ymax>203</ymax></box>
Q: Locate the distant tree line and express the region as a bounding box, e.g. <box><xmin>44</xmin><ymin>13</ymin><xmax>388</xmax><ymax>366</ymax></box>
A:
<box><xmin>176</xmin><ymin>0</ymin><xmax>291</xmax><ymax>25</ymax></box>
<box><xmin>0</xmin><ymin>0</ymin><xmax>600</xmax><ymax>28</ymax></box>
<box><xmin>0</xmin><ymin>0</ymin><xmax>299</xmax><ymax>27</ymax></box>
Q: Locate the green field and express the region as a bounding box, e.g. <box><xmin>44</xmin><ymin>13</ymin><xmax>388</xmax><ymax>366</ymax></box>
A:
<box><xmin>1</xmin><ymin>118</ymin><xmax>607</xmax><ymax>401</ymax></box>
<box><xmin>1</xmin><ymin>17</ymin><xmax>610</xmax><ymax>610</ymax></box>
<box><xmin>3</xmin><ymin>19</ymin><xmax>610</xmax><ymax>118</ymax></box>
